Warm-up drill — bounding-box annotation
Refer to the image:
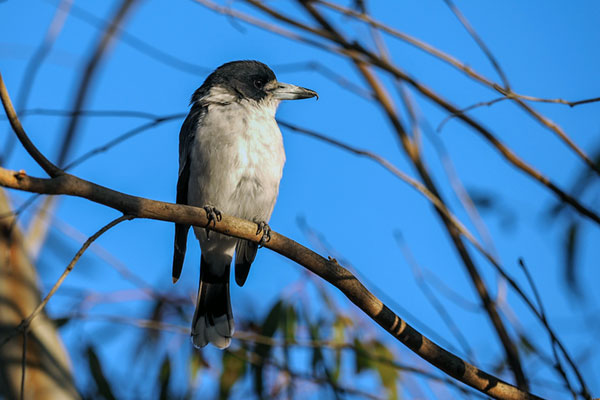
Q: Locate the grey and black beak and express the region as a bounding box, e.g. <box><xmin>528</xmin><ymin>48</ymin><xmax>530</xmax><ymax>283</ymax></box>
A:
<box><xmin>271</xmin><ymin>82</ymin><xmax>318</xmax><ymax>100</ymax></box>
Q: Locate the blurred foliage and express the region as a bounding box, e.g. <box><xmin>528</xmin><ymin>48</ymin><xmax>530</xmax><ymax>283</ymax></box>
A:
<box><xmin>49</xmin><ymin>274</ymin><xmax>420</xmax><ymax>399</ymax></box>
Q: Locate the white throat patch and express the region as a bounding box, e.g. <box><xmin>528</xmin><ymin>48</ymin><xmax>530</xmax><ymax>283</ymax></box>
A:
<box><xmin>200</xmin><ymin>85</ymin><xmax>237</xmax><ymax>105</ymax></box>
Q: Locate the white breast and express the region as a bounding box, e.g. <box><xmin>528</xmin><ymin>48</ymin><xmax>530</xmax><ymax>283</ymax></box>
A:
<box><xmin>188</xmin><ymin>99</ymin><xmax>286</xmax><ymax>223</ymax></box>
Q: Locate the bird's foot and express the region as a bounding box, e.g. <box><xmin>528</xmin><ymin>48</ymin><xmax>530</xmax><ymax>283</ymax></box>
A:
<box><xmin>255</xmin><ymin>221</ymin><xmax>271</xmax><ymax>248</ymax></box>
<box><xmin>203</xmin><ymin>205</ymin><xmax>222</xmax><ymax>239</ymax></box>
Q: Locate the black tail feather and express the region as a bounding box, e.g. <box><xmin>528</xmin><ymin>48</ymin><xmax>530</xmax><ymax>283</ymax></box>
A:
<box><xmin>191</xmin><ymin>255</ymin><xmax>234</xmax><ymax>349</ymax></box>
<box><xmin>234</xmin><ymin>239</ymin><xmax>258</xmax><ymax>286</ymax></box>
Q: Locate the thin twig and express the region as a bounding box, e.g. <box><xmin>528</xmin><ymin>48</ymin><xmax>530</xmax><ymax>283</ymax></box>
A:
<box><xmin>64</xmin><ymin>113</ymin><xmax>184</xmax><ymax>170</ymax></box>
<box><xmin>518</xmin><ymin>259</ymin><xmax>578</xmax><ymax>398</ymax></box>
<box><xmin>394</xmin><ymin>232</ymin><xmax>475</xmax><ymax>362</ymax></box>
<box><xmin>0</xmin><ymin>0</ymin><xmax>73</xmax><ymax>165</ymax></box>
<box><xmin>0</xmin><ymin>214</ymin><xmax>132</xmax><ymax>349</ymax></box>
<box><xmin>437</xmin><ymin>97</ymin><xmax>507</xmax><ymax>132</ymax></box>
<box><xmin>20</xmin><ymin>331</ymin><xmax>27</xmax><ymax>400</ymax></box>
<box><xmin>279</xmin><ymin>120</ymin><xmax>493</xmax><ymax>263</ymax></box>
<box><xmin>0</xmin><ymin>72</ymin><xmax>63</xmax><ymax>177</ymax></box>
<box><xmin>437</xmin><ymin>93</ymin><xmax>600</xmax><ymax>132</ymax></box>
<box><xmin>509</xmin><ymin>94</ymin><xmax>600</xmax><ymax>176</ymax></box>
<box><xmin>441</xmin><ymin>0</ymin><xmax>510</xmax><ymax>88</ymax></box>
<box><xmin>1</xmin><ymin>108</ymin><xmax>162</xmax><ymax>120</ymax></box>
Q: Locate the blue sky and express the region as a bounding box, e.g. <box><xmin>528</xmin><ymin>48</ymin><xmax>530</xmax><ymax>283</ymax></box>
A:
<box><xmin>1</xmin><ymin>0</ymin><xmax>599</xmax><ymax>398</ymax></box>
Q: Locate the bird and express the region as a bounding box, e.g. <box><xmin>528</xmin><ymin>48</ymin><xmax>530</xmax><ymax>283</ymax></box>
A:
<box><xmin>172</xmin><ymin>60</ymin><xmax>317</xmax><ymax>349</ymax></box>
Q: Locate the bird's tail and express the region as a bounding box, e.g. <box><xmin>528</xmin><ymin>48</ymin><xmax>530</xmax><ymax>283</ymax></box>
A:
<box><xmin>191</xmin><ymin>255</ymin><xmax>234</xmax><ymax>349</ymax></box>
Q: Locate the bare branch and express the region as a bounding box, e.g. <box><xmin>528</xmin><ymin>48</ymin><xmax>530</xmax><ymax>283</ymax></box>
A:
<box><xmin>0</xmin><ymin>167</ymin><xmax>543</xmax><ymax>399</ymax></box>
<box><xmin>395</xmin><ymin>232</ymin><xmax>475</xmax><ymax>362</ymax></box>
<box><xmin>441</xmin><ymin>0</ymin><xmax>510</xmax><ymax>88</ymax></box>
<box><xmin>279</xmin><ymin>120</ymin><xmax>492</xmax><ymax>261</ymax></box>
<box><xmin>64</xmin><ymin>113</ymin><xmax>184</xmax><ymax>170</ymax></box>
<box><xmin>518</xmin><ymin>259</ymin><xmax>580</xmax><ymax>398</ymax></box>
<box><xmin>2</xmin><ymin>108</ymin><xmax>163</xmax><ymax>120</ymax></box>
<box><xmin>0</xmin><ymin>72</ymin><xmax>63</xmax><ymax>177</ymax></box>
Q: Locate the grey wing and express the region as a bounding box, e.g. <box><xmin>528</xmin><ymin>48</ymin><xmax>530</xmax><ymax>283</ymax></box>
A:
<box><xmin>234</xmin><ymin>240</ymin><xmax>258</xmax><ymax>286</ymax></box>
<box><xmin>172</xmin><ymin>105</ymin><xmax>205</xmax><ymax>283</ymax></box>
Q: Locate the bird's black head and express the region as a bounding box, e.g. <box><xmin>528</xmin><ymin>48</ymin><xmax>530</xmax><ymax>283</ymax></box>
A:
<box><xmin>191</xmin><ymin>60</ymin><xmax>317</xmax><ymax>105</ymax></box>
<box><xmin>192</xmin><ymin>60</ymin><xmax>276</xmax><ymax>103</ymax></box>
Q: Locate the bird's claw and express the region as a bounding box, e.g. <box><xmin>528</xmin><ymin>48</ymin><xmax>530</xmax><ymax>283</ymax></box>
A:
<box><xmin>256</xmin><ymin>221</ymin><xmax>271</xmax><ymax>248</ymax></box>
<box><xmin>203</xmin><ymin>206</ymin><xmax>222</xmax><ymax>239</ymax></box>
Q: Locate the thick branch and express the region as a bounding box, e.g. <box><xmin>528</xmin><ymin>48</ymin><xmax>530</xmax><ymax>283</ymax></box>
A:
<box><xmin>0</xmin><ymin>167</ymin><xmax>541</xmax><ymax>400</ymax></box>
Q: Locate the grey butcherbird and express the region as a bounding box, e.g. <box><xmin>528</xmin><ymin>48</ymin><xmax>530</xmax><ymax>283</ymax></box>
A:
<box><xmin>173</xmin><ymin>60</ymin><xmax>317</xmax><ymax>349</ymax></box>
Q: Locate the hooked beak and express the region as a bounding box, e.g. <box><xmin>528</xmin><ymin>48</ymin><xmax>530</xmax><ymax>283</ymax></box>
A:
<box><xmin>271</xmin><ymin>82</ymin><xmax>318</xmax><ymax>100</ymax></box>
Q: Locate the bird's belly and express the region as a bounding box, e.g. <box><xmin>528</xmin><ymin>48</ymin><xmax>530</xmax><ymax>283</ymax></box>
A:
<box><xmin>229</xmin><ymin>121</ymin><xmax>284</xmax><ymax>220</ymax></box>
<box><xmin>188</xmin><ymin>106</ymin><xmax>285</xmax><ymax>223</ymax></box>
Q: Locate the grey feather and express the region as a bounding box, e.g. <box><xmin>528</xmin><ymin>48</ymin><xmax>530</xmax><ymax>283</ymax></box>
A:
<box><xmin>172</xmin><ymin>104</ymin><xmax>205</xmax><ymax>283</ymax></box>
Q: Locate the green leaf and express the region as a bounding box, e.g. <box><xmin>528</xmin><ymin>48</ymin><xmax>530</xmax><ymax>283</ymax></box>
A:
<box><xmin>282</xmin><ymin>304</ymin><xmax>297</xmax><ymax>342</ymax></box>
<box><xmin>331</xmin><ymin>316</ymin><xmax>346</xmax><ymax>382</ymax></box>
<box><xmin>189</xmin><ymin>351</ymin><xmax>208</xmax><ymax>385</ymax></box>
<box><xmin>86</xmin><ymin>346</ymin><xmax>116</xmax><ymax>400</ymax></box>
<box><xmin>281</xmin><ymin>304</ymin><xmax>297</xmax><ymax>372</ymax></box>
<box><xmin>518</xmin><ymin>334</ymin><xmax>536</xmax><ymax>355</ymax></box>
<box><xmin>468</xmin><ymin>190</ymin><xmax>495</xmax><ymax>210</ymax></box>
<box><xmin>372</xmin><ymin>341</ymin><xmax>399</xmax><ymax>400</ymax></box>
<box><xmin>309</xmin><ymin>323</ymin><xmax>323</xmax><ymax>374</ymax></box>
<box><xmin>52</xmin><ymin>317</ymin><xmax>71</xmax><ymax>328</ymax></box>
<box><xmin>159</xmin><ymin>356</ymin><xmax>171</xmax><ymax>400</ymax></box>
<box><xmin>220</xmin><ymin>348</ymin><xmax>247</xmax><ymax>399</ymax></box>
<box><xmin>353</xmin><ymin>338</ymin><xmax>372</xmax><ymax>374</ymax></box>
<box><xmin>253</xmin><ymin>300</ymin><xmax>284</xmax><ymax>398</ymax></box>
<box><xmin>261</xmin><ymin>300</ymin><xmax>284</xmax><ymax>337</ymax></box>
<box><xmin>565</xmin><ymin>222</ymin><xmax>581</xmax><ymax>295</ymax></box>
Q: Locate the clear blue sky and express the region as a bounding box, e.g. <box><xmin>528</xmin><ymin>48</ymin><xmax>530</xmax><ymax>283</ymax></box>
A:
<box><xmin>1</xmin><ymin>0</ymin><xmax>599</xmax><ymax>398</ymax></box>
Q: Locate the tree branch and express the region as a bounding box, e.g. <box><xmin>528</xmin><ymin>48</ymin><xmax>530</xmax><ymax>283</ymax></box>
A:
<box><xmin>0</xmin><ymin>167</ymin><xmax>543</xmax><ymax>399</ymax></box>
<box><xmin>0</xmin><ymin>72</ymin><xmax>63</xmax><ymax>177</ymax></box>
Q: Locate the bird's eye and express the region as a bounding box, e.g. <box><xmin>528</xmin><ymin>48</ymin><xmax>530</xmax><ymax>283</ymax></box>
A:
<box><xmin>253</xmin><ymin>79</ymin><xmax>265</xmax><ymax>89</ymax></box>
